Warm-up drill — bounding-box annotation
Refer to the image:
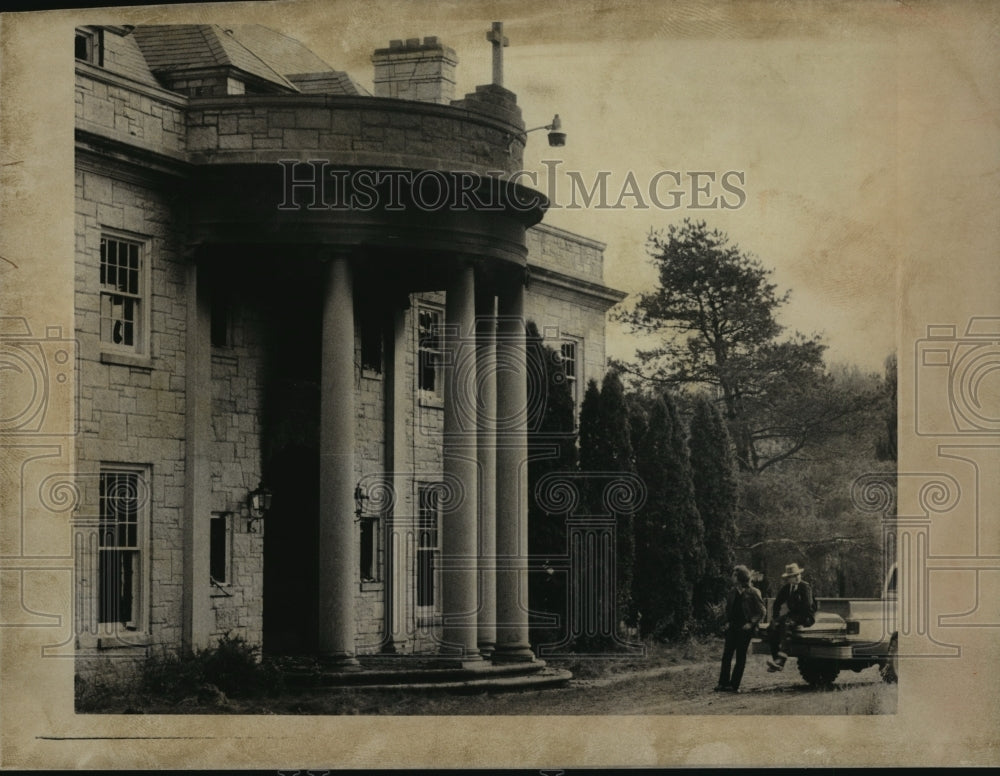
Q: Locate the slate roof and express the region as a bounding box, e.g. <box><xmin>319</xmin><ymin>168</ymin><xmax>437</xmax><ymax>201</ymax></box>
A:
<box><xmin>99</xmin><ymin>28</ymin><xmax>160</xmax><ymax>87</ymax></box>
<box><xmin>132</xmin><ymin>25</ymin><xmax>298</xmax><ymax>92</ymax></box>
<box><xmin>228</xmin><ymin>25</ymin><xmax>369</xmax><ymax>95</ymax></box>
<box><xmin>226</xmin><ymin>25</ymin><xmax>334</xmax><ymax>76</ymax></box>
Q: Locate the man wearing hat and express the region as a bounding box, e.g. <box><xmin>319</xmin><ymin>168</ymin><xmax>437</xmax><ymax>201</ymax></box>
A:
<box><xmin>766</xmin><ymin>562</ymin><xmax>817</xmax><ymax>671</ymax></box>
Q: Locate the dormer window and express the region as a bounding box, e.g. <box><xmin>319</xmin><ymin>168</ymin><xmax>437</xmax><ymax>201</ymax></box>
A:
<box><xmin>75</xmin><ymin>28</ymin><xmax>102</xmax><ymax>66</ymax></box>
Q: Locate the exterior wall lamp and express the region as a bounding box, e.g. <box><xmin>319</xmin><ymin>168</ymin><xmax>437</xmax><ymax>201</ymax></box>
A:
<box><xmin>354</xmin><ymin>483</ymin><xmax>369</xmax><ymax>519</ymax></box>
<box><xmin>246</xmin><ymin>482</ymin><xmax>272</xmax><ymax>532</ymax></box>
<box><xmin>507</xmin><ymin>114</ymin><xmax>565</xmax><ymax>153</ymax></box>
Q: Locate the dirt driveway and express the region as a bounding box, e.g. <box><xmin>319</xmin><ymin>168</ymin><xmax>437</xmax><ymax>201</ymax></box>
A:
<box><xmin>289</xmin><ymin>658</ymin><xmax>897</xmax><ymax>716</ymax></box>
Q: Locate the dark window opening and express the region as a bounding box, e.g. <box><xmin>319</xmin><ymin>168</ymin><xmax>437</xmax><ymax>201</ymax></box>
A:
<box><xmin>75</xmin><ymin>32</ymin><xmax>91</xmax><ymax>61</ymax></box>
<box><xmin>210</xmin><ymin>513</ymin><xmax>229</xmax><ymax>584</ymax></box>
<box><xmin>418</xmin><ymin>309</ymin><xmax>443</xmax><ymax>396</ymax></box>
<box><xmin>211</xmin><ymin>287</ymin><xmax>231</xmax><ymax>347</ymax></box>
<box><xmin>360</xmin><ymin>310</ymin><xmax>383</xmax><ymax>374</ymax></box>
<box><xmin>75</xmin><ymin>29</ymin><xmax>101</xmax><ymax>65</ymax></box>
<box><xmin>360</xmin><ymin>517</ymin><xmax>378</xmax><ymax>582</ymax></box>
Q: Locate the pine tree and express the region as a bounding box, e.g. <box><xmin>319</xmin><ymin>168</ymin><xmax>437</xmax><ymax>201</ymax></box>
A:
<box><xmin>667</xmin><ymin>392</ymin><xmax>706</xmax><ymax>604</ymax></box>
<box><xmin>689</xmin><ymin>396</ymin><xmax>738</xmax><ymax>619</ymax></box>
<box><xmin>600</xmin><ymin>372</ymin><xmax>636</xmax><ymax>626</ymax></box>
<box><xmin>576</xmin><ymin>372</ymin><xmax>635</xmax><ymax>644</ymax></box>
<box><xmin>525</xmin><ymin>322</ymin><xmax>577</xmax><ymax>647</ymax></box>
<box><xmin>633</xmin><ymin>391</ymin><xmax>703</xmax><ymax>639</ymax></box>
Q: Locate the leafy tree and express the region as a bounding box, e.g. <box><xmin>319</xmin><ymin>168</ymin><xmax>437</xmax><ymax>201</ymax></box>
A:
<box><xmin>734</xmin><ymin>364</ymin><xmax>888</xmax><ymax>598</ymax></box>
<box><xmin>689</xmin><ymin>396</ymin><xmax>738</xmax><ymax>618</ymax></box>
<box><xmin>615</xmin><ymin>219</ymin><xmax>876</xmax><ymax>473</ymax></box>
<box><xmin>632</xmin><ymin>391</ymin><xmax>703</xmax><ymax>639</ymax></box>
<box><xmin>736</xmin><ymin>454</ymin><xmax>885</xmax><ymax>598</ymax></box>
<box><xmin>525</xmin><ymin>322</ymin><xmax>577</xmax><ymax>647</ymax></box>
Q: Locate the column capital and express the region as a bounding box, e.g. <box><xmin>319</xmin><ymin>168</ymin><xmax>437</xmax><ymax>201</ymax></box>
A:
<box><xmin>315</xmin><ymin>244</ymin><xmax>357</xmax><ymax>263</ymax></box>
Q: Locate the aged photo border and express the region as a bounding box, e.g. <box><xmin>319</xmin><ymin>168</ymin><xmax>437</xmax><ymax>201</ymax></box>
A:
<box><xmin>1</xmin><ymin>0</ymin><xmax>998</xmax><ymax>768</ymax></box>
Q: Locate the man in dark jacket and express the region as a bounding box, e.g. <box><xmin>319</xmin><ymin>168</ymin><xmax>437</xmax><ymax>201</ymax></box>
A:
<box><xmin>766</xmin><ymin>562</ymin><xmax>817</xmax><ymax>671</ymax></box>
<box><xmin>715</xmin><ymin>565</ymin><xmax>767</xmax><ymax>693</ymax></box>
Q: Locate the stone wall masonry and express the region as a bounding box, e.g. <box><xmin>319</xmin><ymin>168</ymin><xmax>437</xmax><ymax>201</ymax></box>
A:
<box><xmin>208</xmin><ymin>296</ymin><xmax>266</xmax><ymax>646</ymax></box>
<box><xmin>76</xmin><ymin>70</ymin><xmax>187</xmax><ymax>157</ymax></box>
<box><xmin>408</xmin><ymin>292</ymin><xmax>446</xmax><ymax>654</ymax></box>
<box><xmin>184</xmin><ymin>96</ymin><xmax>524</xmax><ymax>175</ymax></box>
<box><xmin>526</xmin><ymin>224</ymin><xmax>607</xmax><ymax>284</ymax></box>
<box><xmin>372</xmin><ymin>37</ymin><xmax>457</xmax><ymax>106</ymax></box>
<box><xmin>355</xmin><ymin>327</ymin><xmax>387</xmax><ymax>652</ymax></box>
<box><xmin>524</xmin><ymin>286</ymin><xmax>609</xmax><ymax>400</ymax></box>
<box><xmin>74</xmin><ymin>166</ymin><xmax>188</xmax><ymax>654</ymax></box>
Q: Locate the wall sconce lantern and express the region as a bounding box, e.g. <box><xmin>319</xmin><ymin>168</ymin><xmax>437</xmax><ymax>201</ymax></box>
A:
<box><xmin>246</xmin><ymin>482</ymin><xmax>272</xmax><ymax>532</ymax></box>
<box><xmin>354</xmin><ymin>483</ymin><xmax>369</xmax><ymax>519</ymax></box>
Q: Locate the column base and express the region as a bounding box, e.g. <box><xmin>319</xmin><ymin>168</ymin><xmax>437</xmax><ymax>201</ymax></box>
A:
<box><xmin>491</xmin><ymin>645</ymin><xmax>536</xmax><ymax>663</ymax></box>
<box><xmin>432</xmin><ymin>652</ymin><xmax>487</xmax><ymax>671</ymax></box>
<box><xmin>380</xmin><ymin>639</ymin><xmax>402</xmax><ymax>655</ymax></box>
<box><xmin>318</xmin><ymin>652</ymin><xmax>362</xmax><ymax>671</ymax></box>
<box><xmin>477</xmin><ymin>642</ymin><xmax>496</xmax><ymax>659</ymax></box>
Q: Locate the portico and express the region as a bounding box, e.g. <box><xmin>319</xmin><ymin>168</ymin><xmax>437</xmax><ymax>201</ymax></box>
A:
<box><xmin>74</xmin><ymin>22</ymin><xmax>622</xmax><ymax>681</ymax></box>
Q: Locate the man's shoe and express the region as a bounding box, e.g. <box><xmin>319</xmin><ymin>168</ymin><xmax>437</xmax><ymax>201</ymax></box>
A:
<box><xmin>724</xmin><ymin>686</ymin><xmax>741</xmax><ymax>693</ymax></box>
<box><xmin>713</xmin><ymin>684</ymin><xmax>728</xmax><ymax>692</ymax></box>
<box><xmin>766</xmin><ymin>659</ymin><xmax>784</xmax><ymax>672</ymax></box>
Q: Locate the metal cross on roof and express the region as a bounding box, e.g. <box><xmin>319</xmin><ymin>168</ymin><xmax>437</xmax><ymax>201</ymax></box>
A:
<box><xmin>486</xmin><ymin>21</ymin><xmax>509</xmax><ymax>86</ymax></box>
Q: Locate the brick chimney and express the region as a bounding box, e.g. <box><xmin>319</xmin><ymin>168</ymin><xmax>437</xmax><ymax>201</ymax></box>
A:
<box><xmin>372</xmin><ymin>37</ymin><xmax>457</xmax><ymax>105</ymax></box>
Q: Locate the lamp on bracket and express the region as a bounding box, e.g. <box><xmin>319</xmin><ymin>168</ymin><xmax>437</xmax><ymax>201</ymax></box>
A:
<box><xmin>354</xmin><ymin>483</ymin><xmax>370</xmax><ymax>520</ymax></box>
<box><xmin>246</xmin><ymin>482</ymin><xmax>272</xmax><ymax>533</ymax></box>
<box><xmin>507</xmin><ymin>114</ymin><xmax>565</xmax><ymax>154</ymax></box>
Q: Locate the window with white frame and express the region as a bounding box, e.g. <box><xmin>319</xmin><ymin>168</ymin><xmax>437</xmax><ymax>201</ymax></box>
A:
<box><xmin>75</xmin><ymin>28</ymin><xmax>101</xmax><ymax>65</ymax></box>
<box><xmin>417</xmin><ymin>307</ymin><xmax>444</xmax><ymax>400</ymax></box>
<box><xmin>560</xmin><ymin>339</ymin><xmax>580</xmax><ymax>415</ymax></box>
<box><xmin>416</xmin><ymin>483</ymin><xmax>441</xmax><ymax>612</ymax></box>
<box><xmin>98</xmin><ymin>466</ymin><xmax>148</xmax><ymax>630</ymax></box>
<box><xmin>100</xmin><ymin>234</ymin><xmax>147</xmax><ymax>354</ymax></box>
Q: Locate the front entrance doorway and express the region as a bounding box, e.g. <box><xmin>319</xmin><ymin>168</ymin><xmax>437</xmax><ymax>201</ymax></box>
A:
<box><xmin>262</xmin><ymin>441</ymin><xmax>319</xmax><ymax>655</ymax></box>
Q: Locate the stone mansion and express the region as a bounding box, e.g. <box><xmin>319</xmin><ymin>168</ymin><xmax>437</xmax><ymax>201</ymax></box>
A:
<box><xmin>73</xmin><ymin>23</ymin><xmax>623</xmax><ymax>672</ymax></box>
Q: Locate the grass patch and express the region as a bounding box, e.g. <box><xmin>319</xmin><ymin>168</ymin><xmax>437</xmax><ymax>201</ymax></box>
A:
<box><xmin>545</xmin><ymin>636</ymin><xmax>717</xmax><ymax>680</ymax></box>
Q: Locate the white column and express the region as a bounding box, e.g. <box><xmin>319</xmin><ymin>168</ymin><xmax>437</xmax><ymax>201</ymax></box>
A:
<box><xmin>385</xmin><ymin>302</ymin><xmax>409</xmax><ymax>652</ymax></box>
<box><xmin>441</xmin><ymin>263</ymin><xmax>481</xmax><ymax>661</ymax></box>
<box><xmin>317</xmin><ymin>255</ymin><xmax>359</xmax><ymax>666</ymax></box>
<box><xmin>493</xmin><ymin>269</ymin><xmax>535</xmax><ymax>662</ymax></box>
<box><xmin>476</xmin><ymin>284</ymin><xmax>497</xmax><ymax>657</ymax></box>
<box><xmin>182</xmin><ymin>260</ymin><xmax>212</xmax><ymax>652</ymax></box>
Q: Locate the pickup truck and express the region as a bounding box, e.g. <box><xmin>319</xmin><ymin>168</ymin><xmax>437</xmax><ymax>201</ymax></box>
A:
<box><xmin>754</xmin><ymin>564</ymin><xmax>898</xmax><ymax>687</ymax></box>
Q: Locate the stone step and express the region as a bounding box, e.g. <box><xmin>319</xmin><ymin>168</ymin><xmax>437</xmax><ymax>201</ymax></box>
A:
<box><xmin>309</xmin><ymin>667</ymin><xmax>574</xmax><ymax>693</ymax></box>
<box><xmin>282</xmin><ymin>658</ymin><xmax>566</xmax><ymax>689</ymax></box>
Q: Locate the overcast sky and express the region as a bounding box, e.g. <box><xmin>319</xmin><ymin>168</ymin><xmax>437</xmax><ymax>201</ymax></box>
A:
<box><xmin>246</xmin><ymin>0</ymin><xmax>995</xmax><ymax>376</ymax></box>
<box><xmin>65</xmin><ymin>0</ymin><xmax>1000</xmax><ymax>375</ymax></box>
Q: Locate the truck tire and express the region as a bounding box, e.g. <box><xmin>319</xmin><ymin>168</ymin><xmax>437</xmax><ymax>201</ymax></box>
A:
<box><xmin>879</xmin><ymin>636</ymin><xmax>898</xmax><ymax>684</ymax></box>
<box><xmin>797</xmin><ymin>658</ymin><xmax>840</xmax><ymax>687</ymax></box>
